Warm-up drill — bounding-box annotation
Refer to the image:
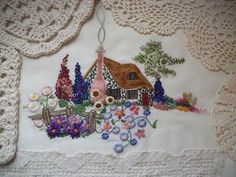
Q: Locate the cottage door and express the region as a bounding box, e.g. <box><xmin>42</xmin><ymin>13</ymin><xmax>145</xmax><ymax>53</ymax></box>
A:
<box><xmin>142</xmin><ymin>93</ymin><xmax>149</xmax><ymax>106</ymax></box>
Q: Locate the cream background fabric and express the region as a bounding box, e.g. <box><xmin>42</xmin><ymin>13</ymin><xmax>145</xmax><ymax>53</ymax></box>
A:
<box><xmin>15</xmin><ymin>10</ymin><xmax>236</xmax><ymax>176</ymax></box>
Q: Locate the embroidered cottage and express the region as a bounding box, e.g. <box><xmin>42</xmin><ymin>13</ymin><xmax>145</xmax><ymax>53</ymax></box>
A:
<box><xmin>84</xmin><ymin>56</ymin><xmax>153</xmax><ymax>106</ymax></box>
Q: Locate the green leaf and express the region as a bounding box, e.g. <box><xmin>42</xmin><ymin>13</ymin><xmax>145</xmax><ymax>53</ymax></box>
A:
<box><xmin>111</xmin><ymin>119</ymin><xmax>115</xmax><ymax>125</ymax></box>
<box><xmin>152</xmin><ymin>120</ymin><xmax>158</xmax><ymax>129</ymax></box>
<box><xmin>59</xmin><ymin>99</ymin><xmax>68</xmax><ymax>108</ymax></box>
<box><xmin>96</xmin><ymin>120</ymin><xmax>101</xmax><ymax>125</ymax></box>
<box><xmin>101</xmin><ymin>107</ymin><xmax>107</xmax><ymax>114</ymax></box>
<box><xmin>75</xmin><ymin>105</ymin><xmax>86</xmax><ymax>115</ymax></box>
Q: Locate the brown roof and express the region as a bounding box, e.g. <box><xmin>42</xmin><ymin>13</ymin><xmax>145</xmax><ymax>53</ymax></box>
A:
<box><xmin>84</xmin><ymin>57</ymin><xmax>153</xmax><ymax>89</ymax></box>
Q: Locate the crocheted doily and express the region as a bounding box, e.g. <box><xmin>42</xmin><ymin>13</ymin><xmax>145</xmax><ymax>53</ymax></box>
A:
<box><xmin>213</xmin><ymin>73</ymin><xmax>236</xmax><ymax>161</ymax></box>
<box><xmin>0</xmin><ymin>0</ymin><xmax>94</xmax><ymax>58</ymax></box>
<box><xmin>101</xmin><ymin>0</ymin><xmax>236</xmax><ymax>160</ymax></box>
<box><xmin>0</xmin><ymin>44</ymin><xmax>21</xmax><ymax>165</ymax></box>
<box><xmin>101</xmin><ymin>0</ymin><xmax>236</xmax><ymax>74</ymax></box>
<box><xmin>0</xmin><ymin>149</ymin><xmax>225</xmax><ymax>177</ymax></box>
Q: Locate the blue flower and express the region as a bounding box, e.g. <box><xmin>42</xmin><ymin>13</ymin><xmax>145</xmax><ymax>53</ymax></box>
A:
<box><xmin>124</xmin><ymin>115</ymin><xmax>134</xmax><ymax>123</ymax></box>
<box><xmin>120</xmin><ymin>132</ymin><xmax>129</xmax><ymax>141</ymax></box>
<box><xmin>110</xmin><ymin>104</ymin><xmax>117</xmax><ymax>111</ymax></box>
<box><xmin>130</xmin><ymin>138</ymin><xmax>137</xmax><ymax>146</ymax></box>
<box><xmin>102</xmin><ymin>133</ymin><xmax>109</xmax><ymax>140</ymax></box>
<box><xmin>137</xmin><ymin>119</ymin><xmax>147</xmax><ymax>128</ymax></box>
<box><xmin>114</xmin><ymin>144</ymin><xmax>124</xmax><ymax>153</ymax></box>
<box><xmin>128</xmin><ymin>121</ymin><xmax>136</xmax><ymax>129</ymax></box>
<box><xmin>124</xmin><ymin>101</ymin><xmax>132</xmax><ymax>108</ymax></box>
<box><xmin>103</xmin><ymin>112</ymin><xmax>112</xmax><ymax>120</ymax></box>
<box><xmin>112</xmin><ymin>126</ymin><xmax>120</xmax><ymax>134</ymax></box>
<box><xmin>143</xmin><ymin>109</ymin><xmax>151</xmax><ymax>116</ymax></box>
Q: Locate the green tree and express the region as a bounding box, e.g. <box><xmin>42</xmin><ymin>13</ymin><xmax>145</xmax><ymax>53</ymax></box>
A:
<box><xmin>133</xmin><ymin>41</ymin><xmax>185</xmax><ymax>79</ymax></box>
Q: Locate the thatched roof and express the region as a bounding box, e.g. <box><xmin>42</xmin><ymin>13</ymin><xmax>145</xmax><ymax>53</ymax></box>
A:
<box><xmin>84</xmin><ymin>57</ymin><xmax>153</xmax><ymax>90</ymax></box>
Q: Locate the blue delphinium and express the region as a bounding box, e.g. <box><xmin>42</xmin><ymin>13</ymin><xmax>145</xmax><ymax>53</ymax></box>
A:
<box><xmin>71</xmin><ymin>63</ymin><xmax>89</xmax><ymax>104</ymax></box>
<box><xmin>153</xmin><ymin>79</ymin><xmax>165</xmax><ymax>103</ymax></box>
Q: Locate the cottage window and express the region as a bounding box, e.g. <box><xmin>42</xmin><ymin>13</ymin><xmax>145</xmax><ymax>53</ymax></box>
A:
<box><xmin>128</xmin><ymin>72</ymin><xmax>138</xmax><ymax>80</ymax></box>
<box><xmin>107</xmin><ymin>88</ymin><xmax>121</xmax><ymax>100</ymax></box>
<box><xmin>126</xmin><ymin>90</ymin><xmax>138</xmax><ymax>99</ymax></box>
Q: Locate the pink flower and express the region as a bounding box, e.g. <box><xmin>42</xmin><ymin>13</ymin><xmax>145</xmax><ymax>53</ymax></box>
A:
<box><xmin>135</xmin><ymin>129</ymin><xmax>145</xmax><ymax>139</ymax></box>
<box><xmin>115</xmin><ymin>109</ymin><xmax>125</xmax><ymax>119</ymax></box>
<box><xmin>102</xmin><ymin>121</ymin><xmax>112</xmax><ymax>131</ymax></box>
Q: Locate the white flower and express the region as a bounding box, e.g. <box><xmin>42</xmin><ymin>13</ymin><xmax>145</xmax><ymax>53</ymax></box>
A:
<box><xmin>29</xmin><ymin>93</ymin><xmax>39</xmax><ymax>101</ymax></box>
<box><xmin>41</xmin><ymin>86</ymin><xmax>52</xmax><ymax>96</ymax></box>
<box><xmin>94</xmin><ymin>101</ymin><xmax>104</xmax><ymax>112</ymax></box>
<box><xmin>91</xmin><ymin>89</ymin><xmax>100</xmax><ymax>99</ymax></box>
<box><xmin>33</xmin><ymin>120</ymin><xmax>44</xmax><ymax>128</ymax></box>
<box><xmin>106</xmin><ymin>96</ymin><xmax>114</xmax><ymax>105</ymax></box>
<box><xmin>48</xmin><ymin>98</ymin><xmax>58</xmax><ymax>108</ymax></box>
<box><xmin>28</xmin><ymin>102</ymin><xmax>40</xmax><ymax>113</ymax></box>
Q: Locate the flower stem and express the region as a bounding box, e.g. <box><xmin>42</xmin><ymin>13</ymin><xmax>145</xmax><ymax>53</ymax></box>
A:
<box><xmin>134</xmin><ymin>116</ymin><xmax>156</xmax><ymax>128</ymax></box>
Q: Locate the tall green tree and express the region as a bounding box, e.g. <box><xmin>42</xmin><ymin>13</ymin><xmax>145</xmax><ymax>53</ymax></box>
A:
<box><xmin>133</xmin><ymin>41</ymin><xmax>185</xmax><ymax>79</ymax></box>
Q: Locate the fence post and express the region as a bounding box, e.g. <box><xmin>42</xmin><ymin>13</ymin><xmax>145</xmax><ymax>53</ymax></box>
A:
<box><xmin>88</xmin><ymin>110</ymin><xmax>96</xmax><ymax>133</ymax></box>
<box><xmin>42</xmin><ymin>107</ymin><xmax>51</xmax><ymax>126</ymax></box>
<box><xmin>66</xmin><ymin>105</ymin><xmax>74</xmax><ymax>117</ymax></box>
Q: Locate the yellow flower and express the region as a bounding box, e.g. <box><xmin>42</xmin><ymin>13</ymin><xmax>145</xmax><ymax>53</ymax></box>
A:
<box><xmin>29</xmin><ymin>93</ymin><xmax>39</xmax><ymax>101</ymax></box>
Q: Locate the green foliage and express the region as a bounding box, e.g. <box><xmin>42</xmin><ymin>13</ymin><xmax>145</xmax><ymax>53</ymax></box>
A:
<box><xmin>133</xmin><ymin>41</ymin><xmax>185</xmax><ymax>78</ymax></box>
<box><xmin>75</xmin><ymin>104</ymin><xmax>86</xmax><ymax>114</ymax></box>
<box><xmin>111</xmin><ymin>119</ymin><xmax>116</xmax><ymax>125</ymax></box>
<box><xmin>152</xmin><ymin>120</ymin><xmax>158</xmax><ymax>129</ymax></box>
<box><xmin>59</xmin><ymin>99</ymin><xmax>68</xmax><ymax>108</ymax></box>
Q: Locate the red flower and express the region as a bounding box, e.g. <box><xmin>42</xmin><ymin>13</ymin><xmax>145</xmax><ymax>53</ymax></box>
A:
<box><xmin>135</xmin><ymin>129</ymin><xmax>145</xmax><ymax>139</ymax></box>
<box><xmin>130</xmin><ymin>104</ymin><xmax>140</xmax><ymax>115</ymax></box>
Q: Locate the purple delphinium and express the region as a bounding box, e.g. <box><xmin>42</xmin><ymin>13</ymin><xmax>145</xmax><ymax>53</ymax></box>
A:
<box><xmin>47</xmin><ymin>122</ymin><xmax>61</xmax><ymax>139</ymax></box>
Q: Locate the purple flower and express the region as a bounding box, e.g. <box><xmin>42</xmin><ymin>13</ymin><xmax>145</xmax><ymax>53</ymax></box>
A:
<box><xmin>124</xmin><ymin>115</ymin><xmax>134</xmax><ymax>123</ymax></box>
<box><xmin>112</xmin><ymin>126</ymin><xmax>120</xmax><ymax>134</ymax></box>
<box><xmin>114</xmin><ymin>144</ymin><xmax>124</xmax><ymax>153</ymax></box>
<box><xmin>103</xmin><ymin>112</ymin><xmax>112</xmax><ymax>120</ymax></box>
<box><xmin>68</xmin><ymin>114</ymin><xmax>82</xmax><ymax>125</ymax></box>
<box><xmin>128</xmin><ymin>121</ymin><xmax>136</xmax><ymax>129</ymax></box>
<box><xmin>120</xmin><ymin>132</ymin><xmax>129</xmax><ymax>141</ymax></box>
<box><xmin>69</xmin><ymin>123</ymin><xmax>81</xmax><ymax>139</ymax></box>
<box><xmin>80</xmin><ymin>122</ymin><xmax>90</xmax><ymax>135</ymax></box>
<box><xmin>47</xmin><ymin>123</ymin><xmax>61</xmax><ymax>138</ymax></box>
<box><xmin>63</xmin><ymin>123</ymin><xmax>73</xmax><ymax>135</ymax></box>
<box><xmin>51</xmin><ymin>115</ymin><xmax>67</xmax><ymax>128</ymax></box>
<box><xmin>110</xmin><ymin>104</ymin><xmax>117</xmax><ymax>111</ymax></box>
<box><xmin>137</xmin><ymin>119</ymin><xmax>147</xmax><ymax>128</ymax></box>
